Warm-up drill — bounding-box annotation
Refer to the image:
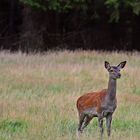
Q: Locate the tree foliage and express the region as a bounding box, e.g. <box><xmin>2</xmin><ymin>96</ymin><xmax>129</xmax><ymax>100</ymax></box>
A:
<box><xmin>0</xmin><ymin>0</ymin><xmax>139</xmax><ymax>51</ymax></box>
<box><xmin>105</xmin><ymin>0</ymin><xmax>140</xmax><ymax>22</ymax></box>
<box><xmin>20</xmin><ymin>0</ymin><xmax>87</xmax><ymax>11</ymax></box>
<box><xmin>20</xmin><ymin>0</ymin><xmax>140</xmax><ymax>22</ymax></box>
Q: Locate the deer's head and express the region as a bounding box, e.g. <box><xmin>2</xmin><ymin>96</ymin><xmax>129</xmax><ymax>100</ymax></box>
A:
<box><xmin>105</xmin><ymin>61</ymin><xmax>127</xmax><ymax>80</ymax></box>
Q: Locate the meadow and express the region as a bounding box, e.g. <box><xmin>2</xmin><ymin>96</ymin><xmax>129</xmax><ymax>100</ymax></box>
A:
<box><xmin>0</xmin><ymin>51</ymin><xmax>140</xmax><ymax>140</ymax></box>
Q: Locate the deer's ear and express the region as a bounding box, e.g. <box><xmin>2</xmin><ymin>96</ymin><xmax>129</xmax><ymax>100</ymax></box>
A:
<box><xmin>117</xmin><ymin>61</ymin><xmax>127</xmax><ymax>69</ymax></box>
<box><xmin>105</xmin><ymin>61</ymin><xmax>111</xmax><ymax>70</ymax></box>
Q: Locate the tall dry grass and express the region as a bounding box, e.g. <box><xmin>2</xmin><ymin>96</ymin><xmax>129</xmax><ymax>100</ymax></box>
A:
<box><xmin>0</xmin><ymin>51</ymin><xmax>140</xmax><ymax>140</ymax></box>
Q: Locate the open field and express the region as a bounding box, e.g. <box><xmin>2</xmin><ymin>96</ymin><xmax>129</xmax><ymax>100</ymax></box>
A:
<box><xmin>0</xmin><ymin>51</ymin><xmax>140</xmax><ymax>140</ymax></box>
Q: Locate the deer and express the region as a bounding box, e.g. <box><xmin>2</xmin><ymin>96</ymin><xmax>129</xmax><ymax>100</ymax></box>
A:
<box><xmin>76</xmin><ymin>61</ymin><xmax>127</xmax><ymax>139</ymax></box>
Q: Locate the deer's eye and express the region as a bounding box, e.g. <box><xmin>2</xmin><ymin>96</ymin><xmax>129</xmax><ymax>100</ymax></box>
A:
<box><xmin>110</xmin><ymin>70</ymin><xmax>113</xmax><ymax>72</ymax></box>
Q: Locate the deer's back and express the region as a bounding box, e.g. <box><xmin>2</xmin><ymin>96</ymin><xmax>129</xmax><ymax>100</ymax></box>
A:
<box><xmin>77</xmin><ymin>89</ymin><xmax>107</xmax><ymax>114</ymax></box>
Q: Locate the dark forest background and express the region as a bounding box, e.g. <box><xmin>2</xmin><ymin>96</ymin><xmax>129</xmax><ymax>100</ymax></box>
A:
<box><xmin>0</xmin><ymin>0</ymin><xmax>140</xmax><ymax>52</ymax></box>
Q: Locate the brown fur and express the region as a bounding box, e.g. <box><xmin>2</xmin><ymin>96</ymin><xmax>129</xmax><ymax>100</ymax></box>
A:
<box><xmin>77</xmin><ymin>89</ymin><xmax>107</xmax><ymax>114</ymax></box>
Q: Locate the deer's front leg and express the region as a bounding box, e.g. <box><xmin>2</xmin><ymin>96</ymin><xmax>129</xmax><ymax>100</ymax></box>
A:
<box><xmin>98</xmin><ymin>117</ymin><xmax>104</xmax><ymax>140</ymax></box>
<box><xmin>106</xmin><ymin>114</ymin><xmax>112</xmax><ymax>137</ymax></box>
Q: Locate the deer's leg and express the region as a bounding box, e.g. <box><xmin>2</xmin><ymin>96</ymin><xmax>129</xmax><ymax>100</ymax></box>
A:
<box><xmin>81</xmin><ymin>115</ymin><xmax>93</xmax><ymax>130</ymax></box>
<box><xmin>78</xmin><ymin>113</ymin><xmax>93</xmax><ymax>133</ymax></box>
<box><xmin>98</xmin><ymin>118</ymin><xmax>104</xmax><ymax>140</ymax></box>
<box><xmin>78</xmin><ymin>113</ymin><xmax>86</xmax><ymax>133</ymax></box>
<box><xmin>106</xmin><ymin>114</ymin><xmax>112</xmax><ymax>137</ymax></box>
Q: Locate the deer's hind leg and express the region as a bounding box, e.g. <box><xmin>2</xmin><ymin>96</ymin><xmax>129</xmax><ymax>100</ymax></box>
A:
<box><xmin>78</xmin><ymin>113</ymin><xmax>93</xmax><ymax>133</ymax></box>
<box><xmin>78</xmin><ymin>113</ymin><xmax>86</xmax><ymax>133</ymax></box>
<box><xmin>81</xmin><ymin>115</ymin><xmax>93</xmax><ymax>131</ymax></box>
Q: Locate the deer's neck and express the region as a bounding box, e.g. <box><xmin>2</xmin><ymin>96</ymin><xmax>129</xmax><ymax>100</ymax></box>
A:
<box><xmin>107</xmin><ymin>78</ymin><xmax>117</xmax><ymax>100</ymax></box>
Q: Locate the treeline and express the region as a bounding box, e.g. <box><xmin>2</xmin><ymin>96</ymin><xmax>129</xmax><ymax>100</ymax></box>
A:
<box><xmin>0</xmin><ymin>0</ymin><xmax>140</xmax><ymax>52</ymax></box>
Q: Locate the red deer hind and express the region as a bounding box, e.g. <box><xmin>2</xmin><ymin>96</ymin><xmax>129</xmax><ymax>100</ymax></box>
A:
<box><xmin>76</xmin><ymin>61</ymin><xmax>127</xmax><ymax>139</ymax></box>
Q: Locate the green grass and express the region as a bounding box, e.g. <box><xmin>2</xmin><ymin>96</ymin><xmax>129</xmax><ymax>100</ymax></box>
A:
<box><xmin>0</xmin><ymin>119</ymin><xmax>28</xmax><ymax>133</ymax></box>
<box><xmin>0</xmin><ymin>51</ymin><xmax>140</xmax><ymax>140</ymax></box>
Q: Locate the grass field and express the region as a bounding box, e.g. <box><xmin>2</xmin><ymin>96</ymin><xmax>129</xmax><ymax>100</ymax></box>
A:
<box><xmin>0</xmin><ymin>51</ymin><xmax>140</xmax><ymax>140</ymax></box>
